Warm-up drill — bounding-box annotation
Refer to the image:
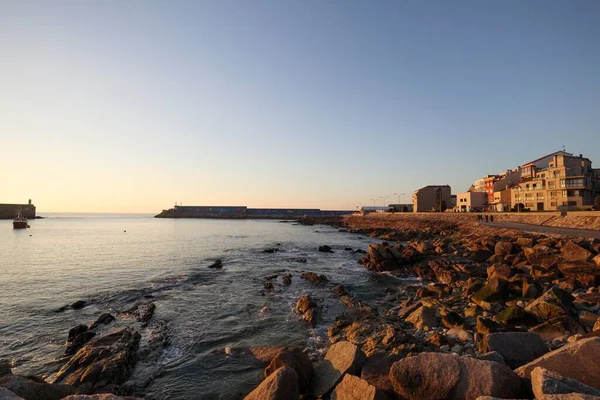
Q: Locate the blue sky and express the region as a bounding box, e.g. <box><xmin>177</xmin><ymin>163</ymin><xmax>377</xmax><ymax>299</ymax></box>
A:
<box><xmin>1</xmin><ymin>0</ymin><xmax>599</xmax><ymax>212</ymax></box>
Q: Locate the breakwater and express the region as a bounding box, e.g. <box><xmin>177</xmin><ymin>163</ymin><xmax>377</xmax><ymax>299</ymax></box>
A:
<box><xmin>155</xmin><ymin>205</ymin><xmax>352</xmax><ymax>219</ymax></box>
<box><xmin>0</xmin><ymin>201</ymin><xmax>36</xmax><ymax>219</ymax></box>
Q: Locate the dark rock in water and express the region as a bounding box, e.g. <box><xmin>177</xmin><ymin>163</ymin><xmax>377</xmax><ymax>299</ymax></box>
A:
<box><xmin>264</xmin><ymin>274</ymin><xmax>278</xmax><ymax>281</ymax></box>
<box><xmin>66</xmin><ymin>331</ymin><xmax>96</xmax><ymax>356</ymax></box>
<box><xmin>264</xmin><ymin>282</ymin><xmax>274</xmax><ymax>290</ymax></box>
<box><xmin>309</xmin><ymin>341</ymin><xmax>367</xmax><ymax>398</ymax></box>
<box><xmin>68</xmin><ymin>325</ymin><xmax>89</xmax><ymax>342</ymax></box>
<box><xmin>207</xmin><ymin>259</ymin><xmax>223</xmax><ymax>269</ymax></box>
<box><xmin>265</xmin><ymin>348</ymin><xmax>313</xmax><ymax>393</ymax></box>
<box><xmin>332</xmin><ymin>284</ymin><xmax>348</xmax><ymax>297</ymax></box>
<box><xmin>51</xmin><ymin>328</ymin><xmax>141</xmax><ymax>395</ymax></box>
<box><xmin>303</xmin><ymin>308</ymin><xmax>319</xmax><ymax>326</ymax></box>
<box><xmin>282</xmin><ymin>274</ymin><xmax>292</xmax><ymax>285</ymax></box>
<box><xmin>0</xmin><ymin>361</ymin><xmax>11</xmax><ymax>378</ymax></box>
<box><xmin>244</xmin><ymin>366</ymin><xmax>299</xmax><ymax>400</ymax></box>
<box><xmin>353</xmin><ymin>249</ymin><xmax>367</xmax><ymax>254</ymax></box>
<box><xmin>71</xmin><ymin>300</ymin><xmax>87</xmax><ymax>310</ymax></box>
<box><xmin>0</xmin><ymin>375</ymin><xmax>77</xmax><ymax>400</ymax></box>
<box><xmin>481</xmin><ymin>332</ymin><xmax>549</xmax><ymax>369</ymax></box>
<box><xmin>344</xmin><ymin>247</ymin><xmax>353</xmax><ymax>251</ymax></box>
<box><xmin>263</xmin><ymin>248</ymin><xmax>278</xmax><ymax>254</ymax></box>
<box><xmin>55</xmin><ymin>305</ymin><xmax>69</xmax><ymax>313</ymax></box>
<box><xmin>301</xmin><ymin>272</ymin><xmax>329</xmax><ymax>286</ymax></box>
<box><xmin>296</xmin><ymin>295</ymin><xmax>316</xmax><ymax>314</ymax></box>
<box><xmin>89</xmin><ymin>313</ymin><xmax>116</xmax><ymax>330</ymax></box>
<box><xmin>138</xmin><ymin>303</ymin><xmax>156</xmax><ymax>327</ymax></box>
<box><xmin>249</xmin><ymin>346</ymin><xmax>286</xmax><ymax>364</ymax></box>
<box><xmin>318</xmin><ymin>245</ymin><xmax>333</xmax><ymax>253</ymax></box>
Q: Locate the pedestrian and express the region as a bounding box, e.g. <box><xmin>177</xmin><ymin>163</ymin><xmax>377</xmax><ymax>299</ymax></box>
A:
<box><xmin>490</xmin><ymin>215</ymin><xmax>494</xmax><ymax>223</ymax></box>
<box><xmin>485</xmin><ymin>215</ymin><xmax>489</xmax><ymax>223</ymax></box>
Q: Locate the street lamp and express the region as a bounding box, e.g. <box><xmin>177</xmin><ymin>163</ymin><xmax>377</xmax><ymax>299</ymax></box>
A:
<box><xmin>394</xmin><ymin>192</ymin><xmax>406</xmax><ymax>205</ymax></box>
<box><xmin>370</xmin><ymin>198</ymin><xmax>377</xmax><ymax>207</ymax></box>
<box><xmin>381</xmin><ymin>196</ymin><xmax>388</xmax><ymax>208</ymax></box>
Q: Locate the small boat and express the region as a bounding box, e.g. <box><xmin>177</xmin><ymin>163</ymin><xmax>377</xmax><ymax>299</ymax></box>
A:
<box><xmin>13</xmin><ymin>214</ymin><xmax>29</xmax><ymax>229</ymax></box>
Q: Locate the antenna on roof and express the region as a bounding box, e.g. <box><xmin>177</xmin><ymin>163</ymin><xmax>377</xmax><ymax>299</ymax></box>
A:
<box><xmin>562</xmin><ymin>145</ymin><xmax>566</xmax><ymax>152</ymax></box>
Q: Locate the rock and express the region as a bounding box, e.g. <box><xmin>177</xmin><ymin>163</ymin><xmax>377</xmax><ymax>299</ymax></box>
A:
<box><xmin>450</xmin><ymin>356</ymin><xmax>523</xmax><ymax>400</ymax></box>
<box><xmin>137</xmin><ymin>303</ymin><xmax>155</xmax><ymax>327</ymax></box>
<box><xmin>360</xmin><ymin>353</ymin><xmax>402</xmax><ymax>398</ymax></box>
<box><xmin>309</xmin><ymin>341</ymin><xmax>367</xmax><ymax>398</ymax></box>
<box><xmin>524</xmin><ymin>247</ymin><xmax>562</xmax><ymax>269</ymax></box>
<box><xmin>515</xmin><ymin>337</ymin><xmax>600</xmax><ymax>390</ymax></box>
<box><xmin>295</xmin><ymin>295</ymin><xmax>316</xmax><ymax>314</ymax></box>
<box><xmin>538</xmin><ymin>394</ymin><xmax>600</xmax><ymax>399</ymax></box>
<box><xmin>594</xmin><ymin>254</ymin><xmax>600</xmax><ymax>267</ymax></box>
<box><xmin>471</xmin><ymin>279</ymin><xmax>508</xmax><ymax>311</ymax></box>
<box><xmin>65</xmin><ymin>331</ymin><xmax>96</xmax><ymax>356</ymax></box>
<box><xmin>71</xmin><ymin>300</ymin><xmax>87</xmax><ymax>310</ymax></box>
<box><xmin>414</xmin><ymin>240</ymin><xmax>435</xmax><ymax>253</ymax></box>
<box><xmin>442</xmin><ymin>312</ymin><xmax>465</xmax><ymax>329</ymax></box>
<box><xmin>476</xmin><ymin>317</ymin><xmax>505</xmax><ymax>335</ymax></box>
<box><xmin>332</xmin><ymin>373</ymin><xmax>391</xmax><ymax>400</ymax></box>
<box><xmin>495</xmin><ymin>241</ymin><xmax>513</xmax><ymax>256</ymax></box>
<box><xmin>517</xmin><ymin>237</ymin><xmax>537</xmax><ymax>248</ymax></box>
<box><xmin>51</xmin><ymin>328</ymin><xmax>140</xmax><ymax>394</ymax></box>
<box><xmin>265</xmin><ymin>348</ymin><xmax>312</xmax><ymax>394</ymax></box>
<box><xmin>319</xmin><ymin>245</ymin><xmax>333</xmax><ymax>253</ymax></box>
<box><xmin>561</xmin><ymin>242</ymin><xmax>593</xmax><ymax>262</ymax></box>
<box><xmin>282</xmin><ymin>274</ymin><xmax>292</xmax><ymax>285</ymax></box>
<box><xmin>68</xmin><ymin>325</ymin><xmax>89</xmax><ymax>341</ymax></box>
<box><xmin>0</xmin><ymin>362</ymin><xmax>10</xmax><ymax>379</ymax></box>
<box><xmin>558</xmin><ymin>261</ymin><xmax>600</xmax><ymax>287</ymax></box>
<box><xmin>471</xmin><ymin>250</ymin><xmax>492</xmax><ymax>262</ymax></box>
<box><xmin>446</xmin><ymin>328</ymin><xmax>474</xmax><ymax>343</ymax></box>
<box><xmin>0</xmin><ymin>375</ymin><xmax>77</xmax><ymax>400</ymax></box>
<box><xmin>389</xmin><ymin>352</ymin><xmax>460</xmax><ymax>400</ymax></box>
<box><xmin>529</xmin><ymin>315</ymin><xmax>586</xmax><ymax>341</ymax></box>
<box><xmin>208</xmin><ymin>259</ymin><xmax>223</xmax><ymax>269</ymax></box>
<box><xmin>61</xmin><ymin>396</ymin><xmax>141</xmax><ymax>400</ymax></box>
<box><xmin>531</xmin><ymin>367</ymin><xmax>600</xmax><ymax>398</ymax></box>
<box><xmin>426</xmin><ymin>332</ymin><xmax>448</xmax><ymax>347</ymax></box>
<box><xmin>89</xmin><ymin>314</ymin><xmax>115</xmax><ymax>330</ymax></box>
<box><xmin>494</xmin><ymin>305</ymin><xmax>533</xmax><ymax>325</ymax></box>
<box><xmin>525</xmin><ymin>287</ymin><xmax>574</xmax><ymax>322</ymax></box>
<box><xmin>249</xmin><ymin>347</ymin><xmax>286</xmax><ymax>363</ymax></box>
<box><xmin>244</xmin><ymin>366</ymin><xmax>299</xmax><ymax>400</ymax></box>
<box><xmin>0</xmin><ymin>387</ymin><xmax>23</xmax><ymax>400</ymax></box>
<box><xmin>477</xmin><ymin>351</ymin><xmax>505</xmax><ymax>364</ymax></box>
<box><xmin>579</xmin><ymin>310</ymin><xmax>599</xmax><ymax>328</ymax></box>
<box><xmin>300</xmin><ymin>272</ymin><xmax>329</xmax><ymax>285</ymax></box>
<box><xmin>487</xmin><ymin>264</ymin><xmax>513</xmax><ymax>280</ymax></box>
<box><xmin>406</xmin><ymin>306</ymin><xmax>439</xmax><ymax>330</ymax></box>
<box><xmin>481</xmin><ymin>332</ymin><xmax>548</xmax><ymax>369</ymax></box>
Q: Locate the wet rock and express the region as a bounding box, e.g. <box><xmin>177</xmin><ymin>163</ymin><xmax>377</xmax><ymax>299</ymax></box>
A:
<box><xmin>558</xmin><ymin>261</ymin><xmax>600</xmax><ymax>287</ymax></box>
<box><xmin>295</xmin><ymin>295</ymin><xmax>316</xmax><ymax>314</ymax></box>
<box><xmin>389</xmin><ymin>352</ymin><xmax>460</xmax><ymax>400</ymax></box>
<box><xmin>525</xmin><ymin>287</ymin><xmax>574</xmax><ymax>322</ymax></box>
<box><xmin>529</xmin><ymin>316</ymin><xmax>585</xmax><ymax>341</ymax></box>
<box><xmin>319</xmin><ymin>245</ymin><xmax>333</xmax><ymax>253</ymax></box>
<box><xmin>450</xmin><ymin>356</ymin><xmax>523</xmax><ymax>400</ymax></box>
<box><xmin>71</xmin><ymin>300</ymin><xmax>87</xmax><ymax>310</ymax></box>
<box><xmin>0</xmin><ymin>387</ymin><xmax>22</xmax><ymax>400</ymax></box>
<box><xmin>406</xmin><ymin>306</ymin><xmax>439</xmax><ymax>330</ymax></box>
<box><xmin>51</xmin><ymin>328</ymin><xmax>140</xmax><ymax>394</ymax></box>
<box><xmin>265</xmin><ymin>348</ymin><xmax>312</xmax><ymax>394</ymax></box>
<box><xmin>138</xmin><ymin>303</ymin><xmax>155</xmax><ymax>327</ymax></box>
<box><xmin>208</xmin><ymin>259</ymin><xmax>223</xmax><ymax>269</ymax></box>
<box><xmin>309</xmin><ymin>341</ymin><xmax>367</xmax><ymax>398</ymax></box>
<box><xmin>515</xmin><ymin>337</ymin><xmax>600</xmax><ymax>390</ymax></box>
<box><xmin>0</xmin><ymin>362</ymin><xmax>10</xmax><ymax>378</ymax></box>
<box><xmin>332</xmin><ymin>284</ymin><xmax>348</xmax><ymax>297</ymax></box>
<box><xmin>262</xmin><ymin>248</ymin><xmax>278</xmax><ymax>253</ymax></box>
<box><xmin>360</xmin><ymin>353</ymin><xmax>402</xmax><ymax>398</ymax></box>
<box><xmin>282</xmin><ymin>274</ymin><xmax>292</xmax><ymax>285</ymax></box>
<box><xmin>68</xmin><ymin>325</ymin><xmax>89</xmax><ymax>342</ymax></box>
<box><xmin>244</xmin><ymin>366</ymin><xmax>299</xmax><ymax>400</ymax></box>
<box><xmin>0</xmin><ymin>375</ymin><xmax>77</xmax><ymax>400</ymax></box>
<box><xmin>300</xmin><ymin>272</ymin><xmax>329</xmax><ymax>286</ymax></box>
<box><xmin>66</xmin><ymin>331</ymin><xmax>96</xmax><ymax>356</ymax></box>
<box><xmin>89</xmin><ymin>314</ymin><xmax>115</xmax><ymax>330</ymax></box>
<box><xmin>332</xmin><ymin>373</ymin><xmax>391</xmax><ymax>400</ymax></box>
<box><xmin>249</xmin><ymin>346</ymin><xmax>286</xmax><ymax>363</ymax></box>
<box><xmin>531</xmin><ymin>367</ymin><xmax>600</xmax><ymax>398</ymax></box>
<box><xmin>263</xmin><ymin>281</ymin><xmax>274</xmax><ymax>290</ymax></box>
<box><xmin>561</xmin><ymin>241</ymin><xmax>593</xmax><ymax>262</ymax></box>
<box><xmin>481</xmin><ymin>332</ymin><xmax>548</xmax><ymax>369</ymax></box>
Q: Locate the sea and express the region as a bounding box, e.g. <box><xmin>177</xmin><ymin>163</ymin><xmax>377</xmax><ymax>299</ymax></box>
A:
<box><xmin>0</xmin><ymin>213</ymin><xmax>405</xmax><ymax>399</ymax></box>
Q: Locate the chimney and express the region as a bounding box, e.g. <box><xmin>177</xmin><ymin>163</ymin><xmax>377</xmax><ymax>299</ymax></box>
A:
<box><xmin>580</xmin><ymin>154</ymin><xmax>583</xmax><ymax>158</ymax></box>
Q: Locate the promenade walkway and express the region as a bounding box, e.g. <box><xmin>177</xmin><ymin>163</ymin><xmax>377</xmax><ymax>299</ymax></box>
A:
<box><xmin>486</xmin><ymin>221</ymin><xmax>600</xmax><ymax>239</ymax></box>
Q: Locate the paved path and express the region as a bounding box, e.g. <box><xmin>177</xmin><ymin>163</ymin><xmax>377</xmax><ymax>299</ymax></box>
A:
<box><xmin>485</xmin><ymin>221</ymin><xmax>600</xmax><ymax>239</ymax></box>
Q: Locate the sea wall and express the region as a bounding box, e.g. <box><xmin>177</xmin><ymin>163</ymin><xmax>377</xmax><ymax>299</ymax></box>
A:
<box><xmin>0</xmin><ymin>203</ymin><xmax>36</xmax><ymax>219</ymax></box>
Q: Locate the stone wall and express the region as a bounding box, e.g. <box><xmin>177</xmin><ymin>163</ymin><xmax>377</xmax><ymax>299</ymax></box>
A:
<box><xmin>0</xmin><ymin>204</ymin><xmax>36</xmax><ymax>219</ymax></box>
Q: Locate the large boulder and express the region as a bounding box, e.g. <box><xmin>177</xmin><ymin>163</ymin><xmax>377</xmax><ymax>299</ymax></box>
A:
<box><xmin>309</xmin><ymin>341</ymin><xmax>367</xmax><ymax>398</ymax></box>
<box><xmin>244</xmin><ymin>366</ymin><xmax>299</xmax><ymax>400</ymax></box>
<box><xmin>0</xmin><ymin>375</ymin><xmax>76</xmax><ymax>400</ymax></box>
<box><xmin>524</xmin><ymin>248</ymin><xmax>562</xmax><ymax>269</ymax></box>
<box><xmin>525</xmin><ymin>287</ymin><xmax>574</xmax><ymax>322</ymax></box>
<box><xmin>331</xmin><ymin>374</ymin><xmax>391</xmax><ymax>400</ymax></box>
<box><xmin>450</xmin><ymin>356</ymin><xmax>523</xmax><ymax>400</ymax></box>
<box><xmin>515</xmin><ymin>337</ymin><xmax>600</xmax><ymax>390</ymax></box>
<box><xmin>361</xmin><ymin>353</ymin><xmax>402</xmax><ymax>398</ymax></box>
<box><xmin>249</xmin><ymin>346</ymin><xmax>286</xmax><ymax>363</ymax></box>
<box><xmin>561</xmin><ymin>242</ymin><xmax>593</xmax><ymax>262</ymax></box>
<box><xmin>471</xmin><ymin>279</ymin><xmax>508</xmax><ymax>311</ymax></box>
<box><xmin>264</xmin><ymin>348</ymin><xmax>312</xmax><ymax>394</ymax></box>
<box><xmin>531</xmin><ymin>367</ymin><xmax>600</xmax><ymax>398</ymax></box>
<box><xmin>529</xmin><ymin>316</ymin><xmax>586</xmax><ymax>341</ymax></box>
<box><xmin>0</xmin><ymin>388</ymin><xmax>22</xmax><ymax>400</ymax></box>
<box><xmin>389</xmin><ymin>352</ymin><xmax>460</xmax><ymax>400</ymax></box>
<box><xmin>558</xmin><ymin>261</ymin><xmax>600</xmax><ymax>287</ymax></box>
<box><xmin>495</xmin><ymin>241</ymin><xmax>513</xmax><ymax>256</ymax></box>
<box><xmin>50</xmin><ymin>329</ymin><xmax>140</xmax><ymax>394</ymax></box>
<box><xmin>481</xmin><ymin>332</ymin><xmax>548</xmax><ymax>369</ymax></box>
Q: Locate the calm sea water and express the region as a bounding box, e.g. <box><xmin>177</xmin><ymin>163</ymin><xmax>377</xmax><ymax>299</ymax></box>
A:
<box><xmin>0</xmin><ymin>214</ymin><xmax>399</xmax><ymax>399</ymax></box>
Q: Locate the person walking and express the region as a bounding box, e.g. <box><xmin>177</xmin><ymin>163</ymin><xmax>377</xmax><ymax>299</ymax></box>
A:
<box><xmin>485</xmin><ymin>215</ymin><xmax>489</xmax><ymax>223</ymax></box>
<box><xmin>490</xmin><ymin>215</ymin><xmax>494</xmax><ymax>223</ymax></box>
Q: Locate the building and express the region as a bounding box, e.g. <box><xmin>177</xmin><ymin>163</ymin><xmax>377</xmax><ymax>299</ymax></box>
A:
<box><xmin>511</xmin><ymin>152</ymin><xmax>597</xmax><ymax>211</ymax></box>
<box><xmin>456</xmin><ymin>192</ymin><xmax>487</xmax><ymax>212</ymax></box>
<box><xmin>360</xmin><ymin>206</ymin><xmax>393</xmax><ymax>215</ymax></box>
<box><xmin>491</xmin><ymin>189</ymin><xmax>512</xmax><ymax>212</ymax></box>
<box><xmin>388</xmin><ymin>204</ymin><xmax>413</xmax><ymax>212</ymax></box>
<box><xmin>0</xmin><ymin>199</ymin><xmax>36</xmax><ymax>219</ymax></box>
<box><xmin>412</xmin><ymin>185</ymin><xmax>452</xmax><ymax>212</ymax></box>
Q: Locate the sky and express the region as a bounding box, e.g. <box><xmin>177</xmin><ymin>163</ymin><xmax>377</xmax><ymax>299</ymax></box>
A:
<box><xmin>1</xmin><ymin>0</ymin><xmax>599</xmax><ymax>213</ymax></box>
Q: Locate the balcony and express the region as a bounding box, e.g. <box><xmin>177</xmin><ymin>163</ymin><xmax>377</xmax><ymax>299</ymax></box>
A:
<box><xmin>514</xmin><ymin>186</ymin><xmax>546</xmax><ymax>192</ymax></box>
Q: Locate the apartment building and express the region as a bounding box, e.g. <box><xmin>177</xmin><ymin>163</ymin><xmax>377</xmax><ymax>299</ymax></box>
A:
<box><xmin>511</xmin><ymin>152</ymin><xmax>597</xmax><ymax>211</ymax></box>
<box><xmin>413</xmin><ymin>185</ymin><xmax>452</xmax><ymax>212</ymax></box>
<box><xmin>456</xmin><ymin>191</ymin><xmax>487</xmax><ymax>212</ymax></box>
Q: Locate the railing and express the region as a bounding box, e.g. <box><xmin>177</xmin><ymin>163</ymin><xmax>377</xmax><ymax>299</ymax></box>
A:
<box><xmin>514</xmin><ymin>186</ymin><xmax>546</xmax><ymax>192</ymax></box>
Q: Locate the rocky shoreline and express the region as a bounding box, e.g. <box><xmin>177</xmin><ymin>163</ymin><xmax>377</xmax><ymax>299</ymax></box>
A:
<box><xmin>3</xmin><ymin>215</ymin><xmax>600</xmax><ymax>399</ymax></box>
